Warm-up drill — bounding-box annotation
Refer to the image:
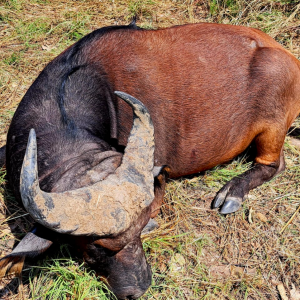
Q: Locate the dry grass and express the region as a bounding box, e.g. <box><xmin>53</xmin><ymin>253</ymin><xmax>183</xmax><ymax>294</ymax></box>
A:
<box><xmin>0</xmin><ymin>0</ymin><xmax>300</xmax><ymax>299</ymax></box>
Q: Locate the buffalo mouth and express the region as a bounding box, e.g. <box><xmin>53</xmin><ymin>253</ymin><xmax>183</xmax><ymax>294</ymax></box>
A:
<box><xmin>85</xmin><ymin>236</ymin><xmax>152</xmax><ymax>300</ymax></box>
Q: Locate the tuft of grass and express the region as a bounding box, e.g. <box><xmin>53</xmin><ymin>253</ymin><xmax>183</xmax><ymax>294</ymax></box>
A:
<box><xmin>29</xmin><ymin>256</ymin><xmax>116</xmax><ymax>300</ymax></box>
<box><xmin>3</xmin><ymin>52</ymin><xmax>22</xmax><ymax>68</ymax></box>
<box><xmin>15</xmin><ymin>18</ymin><xmax>52</xmax><ymax>45</ymax></box>
<box><xmin>128</xmin><ymin>0</ymin><xmax>156</xmax><ymax>18</ymax></box>
<box><xmin>204</xmin><ymin>160</ymin><xmax>251</xmax><ymax>188</ymax></box>
<box><xmin>3</xmin><ymin>0</ymin><xmax>23</xmax><ymax>10</ymax></box>
<box><xmin>0</xmin><ymin>168</ymin><xmax>6</xmax><ymax>187</ymax></box>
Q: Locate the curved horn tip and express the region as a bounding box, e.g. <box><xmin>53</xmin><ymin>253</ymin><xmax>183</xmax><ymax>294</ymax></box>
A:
<box><xmin>29</xmin><ymin>128</ymin><xmax>36</xmax><ymax>139</ymax></box>
<box><xmin>114</xmin><ymin>91</ymin><xmax>150</xmax><ymax>115</ymax></box>
<box><xmin>26</xmin><ymin>128</ymin><xmax>37</xmax><ymax>157</ymax></box>
<box><xmin>20</xmin><ymin>128</ymin><xmax>40</xmax><ymax>213</ymax></box>
<box><xmin>21</xmin><ymin>128</ymin><xmax>38</xmax><ymax>189</ymax></box>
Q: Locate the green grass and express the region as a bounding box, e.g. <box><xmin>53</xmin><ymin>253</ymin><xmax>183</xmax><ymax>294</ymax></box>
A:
<box><xmin>0</xmin><ymin>169</ymin><xmax>5</xmax><ymax>186</ymax></box>
<box><xmin>3</xmin><ymin>0</ymin><xmax>23</xmax><ymax>10</ymax></box>
<box><xmin>3</xmin><ymin>52</ymin><xmax>22</xmax><ymax>66</ymax></box>
<box><xmin>128</xmin><ymin>0</ymin><xmax>156</xmax><ymax>18</ymax></box>
<box><xmin>16</xmin><ymin>18</ymin><xmax>52</xmax><ymax>43</ymax></box>
<box><xmin>29</xmin><ymin>257</ymin><xmax>115</xmax><ymax>300</ymax></box>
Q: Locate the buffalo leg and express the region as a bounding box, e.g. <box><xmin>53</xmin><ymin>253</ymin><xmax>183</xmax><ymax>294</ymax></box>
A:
<box><xmin>212</xmin><ymin>129</ymin><xmax>286</xmax><ymax>214</ymax></box>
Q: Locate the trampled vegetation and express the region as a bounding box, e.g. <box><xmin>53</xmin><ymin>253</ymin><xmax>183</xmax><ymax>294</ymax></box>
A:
<box><xmin>0</xmin><ymin>0</ymin><xmax>300</xmax><ymax>299</ymax></box>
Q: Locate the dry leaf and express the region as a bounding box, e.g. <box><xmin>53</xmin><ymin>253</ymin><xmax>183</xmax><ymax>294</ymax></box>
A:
<box><xmin>0</xmin><ymin>229</ymin><xmax>11</xmax><ymax>239</ymax></box>
<box><xmin>41</xmin><ymin>45</ymin><xmax>53</xmax><ymax>51</ymax></box>
<box><xmin>290</xmin><ymin>137</ymin><xmax>300</xmax><ymax>150</ymax></box>
<box><xmin>210</xmin><ymin>265</ymin><xmax>231</xmax><ymax>278</ymax></box>
<box><xmin>230</xmin><ymin>266</ymin><xmax>256</xmax><ymax>279</ymax></box>
<box><xmin>159</xmin><ymin>262</ymin><xmax>167</xmax><ymax>273</ymax></box>
<box><xmin>256</xmin><ymin>212</ymin><xmax>268</xmax><ymax>223</ymax></box>
<box><xmin>290</xmin><ymin>284</ymin><xmax>300</xmax><ymax>300</ymax></box>
<box><xmin>169</xmin><ymin>253</ymin><xmax>185</xmax><ymax>275</ymax></box>
<box><xmin>172</xmin><ymin>253</ymin><xmax>185</xmax><ymax>267</ymax></box>
<box><xmin>248</xmin><ymin>207</ymin><xmax>253</xmax><ymax>224</ymax></box>
<box><xmin>11</xmin><ymin>82</ymin><xmax>18</xmax><ymax>88</ymax></box>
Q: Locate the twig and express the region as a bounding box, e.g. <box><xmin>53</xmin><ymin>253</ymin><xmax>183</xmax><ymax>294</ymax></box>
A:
<box><xmin>18</xmin><ymin>275</ymin><xmax>24</xmax><ymax>300</ymax></box>
<box><xmin>280</xmin><ymin>204</ymin><xmax>300</xmax><ymax>234</ymax></box>
<box><xmin>284</xmin><ymin>3</ymin><xmax>300</xmax><ymax>25</ymax></box>
<box><xmin>277</xmin><ymin>283</ymin><xmax>289</xmax><ymax>300</ymax></box>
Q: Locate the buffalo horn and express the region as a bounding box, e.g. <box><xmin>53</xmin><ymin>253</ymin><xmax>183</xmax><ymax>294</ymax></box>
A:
<box><xmin>20</xmin><ymin>92</ymin><xmax>155</xmax><ymax>236</ymax></box>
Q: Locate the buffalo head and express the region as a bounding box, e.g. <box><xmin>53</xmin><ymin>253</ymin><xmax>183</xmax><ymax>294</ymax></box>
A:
<box><xmin>1</xmin><ymin>92</ymin><xmax>168</xmax><ymax>299</ymax></box>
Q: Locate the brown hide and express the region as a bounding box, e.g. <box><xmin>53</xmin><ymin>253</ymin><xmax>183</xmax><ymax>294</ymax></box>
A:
<box><xmin>86</xmin><ymin>23</ymin><xmax>300</xmax><ymax>178</ymax></box>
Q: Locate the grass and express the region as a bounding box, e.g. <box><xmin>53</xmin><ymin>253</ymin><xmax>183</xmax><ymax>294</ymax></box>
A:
<box><xmin>28</xmin><ymin>257</ymin><xmax>115</xmax><ymax>300</ymax></box>
<box><xmin>0</xmin><ymin>0</ymin><xmax>300</xmax><ymax>299</ymax></box>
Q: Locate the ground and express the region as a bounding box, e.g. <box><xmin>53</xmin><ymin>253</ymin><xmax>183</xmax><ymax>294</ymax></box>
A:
<box><xmin>0</xmin><ymin>0</ymin><xmax>300</xmax><ymax>299</ymax></box>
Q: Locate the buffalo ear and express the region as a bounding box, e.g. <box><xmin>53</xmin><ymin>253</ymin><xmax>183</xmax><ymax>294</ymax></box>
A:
<box><xmin>151</xmin><ymin>166</ymin><xmax>170</xmax><ymax>219</ymax></box>
<box><xmin>142</xmin><ymin>166</ymin><xmax>170</xmax><ymax>233</ymax></box>
<box><xmin>0</xmin><ymin>145</ymin><xmax>5</xmax><ymax>167</ymax></box>
<box><xmin>152</xmin><ymin>165</ymin><xmax>171</xmax><ymax>178</ymax></box>
<box><xmin>93</xmin><ymin>203</ymin><xmax>158</xmax><ymax>252</ymax></box>
<box><xmin>0</xmin><ymin>230</ymin><xmax>53</xmax><ymax>278</ymax></box>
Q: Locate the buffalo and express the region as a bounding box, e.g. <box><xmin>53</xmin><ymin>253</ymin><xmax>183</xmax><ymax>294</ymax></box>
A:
<box><xmin>1</xmin><ymin>21</ymin><xmax>300</xmax><ymax>299</ymax></box>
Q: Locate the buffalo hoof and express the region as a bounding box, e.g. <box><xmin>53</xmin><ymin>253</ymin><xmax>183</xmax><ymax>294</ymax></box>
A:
<box><xmin>212</xmin><ymin>182</ymin><xmax>244</xmax><ymax>214</ymax></box>
<box><xmin>219</xmin><ymin>197</ymin><xmax>242</xmax><ymax>214</ymax></box>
